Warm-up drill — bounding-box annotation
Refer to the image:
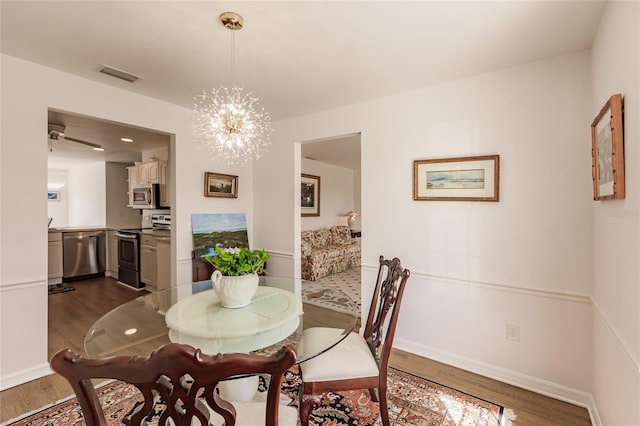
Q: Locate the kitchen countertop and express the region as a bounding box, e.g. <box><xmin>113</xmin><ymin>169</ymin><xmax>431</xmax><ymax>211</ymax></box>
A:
<box><xmin>48</xmin><ymin>227</ymin><xmax>107</xmax><ymax>233</ymax></box>
<box><xmin>48</xmin><ymin>227</ymin><xmax>170</xmax><ymax>238</ymax></box>
<box><xmin>141</xmin><ymin>229</ymin><xmax>170</xmax><ymax>238</ymax></box>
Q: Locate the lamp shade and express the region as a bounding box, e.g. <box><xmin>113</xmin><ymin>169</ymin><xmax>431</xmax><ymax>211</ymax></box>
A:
<box><xmin>345</xmin><ymin>211</ymin><xmax>359</xmax><ymax>229</ymax></box>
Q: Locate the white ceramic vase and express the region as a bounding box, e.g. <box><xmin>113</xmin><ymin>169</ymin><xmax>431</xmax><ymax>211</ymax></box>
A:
<box><xmin>211</xmin><ymin>271</ymin><xmax>259</xmax><ymax>308</ymax></box>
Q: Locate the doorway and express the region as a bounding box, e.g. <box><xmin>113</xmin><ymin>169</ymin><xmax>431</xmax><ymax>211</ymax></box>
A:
<box><xmin>46</xmin><ymin>109</ymin><xmax>173</xmax><ymax>356</ymax></box>
<box><xmin>299</xmin><ymin>133</ymin><xmax>362</xmax><ymax>311</ymax></box>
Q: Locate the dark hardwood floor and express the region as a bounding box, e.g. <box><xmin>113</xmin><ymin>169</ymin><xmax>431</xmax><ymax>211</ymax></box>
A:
<box><xmin>0</xmin><ymin>276</ymin><xmax>592</xmax><ymax>425</ymax></box>
<box><xmin>47</xmin><ymin>276</ymin><xmax>146</xmax><ymax>358</ymax></box>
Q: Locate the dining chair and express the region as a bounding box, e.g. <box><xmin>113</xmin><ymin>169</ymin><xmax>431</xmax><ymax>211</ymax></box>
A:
<box><xmin>298</xmin><ymin>256</ymin><xmax>410</xmax><ymax>426</ymax></box>
<box><xmin>50</xmin><ymin>343</ymin><xmax>297</xmax><ymax>426</ymax></box>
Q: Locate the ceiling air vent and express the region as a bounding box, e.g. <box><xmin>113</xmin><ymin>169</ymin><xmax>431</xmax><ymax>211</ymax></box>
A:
<box><xmin>98</xmin><ymin>64</ymin><xmax>141</xmax><ymax>83</ymax></box>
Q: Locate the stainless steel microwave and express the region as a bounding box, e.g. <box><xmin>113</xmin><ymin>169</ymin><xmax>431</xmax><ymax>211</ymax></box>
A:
<box><xmin>131</xmin><ymin>184</ymin><xmax>167</xmax><ymax>209</ymax></box>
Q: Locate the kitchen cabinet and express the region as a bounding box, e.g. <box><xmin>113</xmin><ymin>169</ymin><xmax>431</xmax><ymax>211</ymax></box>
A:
<box><xmin>156</xmin><ymin>239</ymin><xmax>171</xmax><ymax>311</ymax></box>
<box><xmin>48</xmin><ymin>232</ymin><xmax>63</xmax><ymax>284</ymax></box>
<box><xmin>157</xmin><ymin>240</ymin><xmax>170</xmax><ymax>291</ymax></box>
<box><xmin>159</xmin><ymin>161</ymin><xmax>170</xmax><ymax>207</ymax></box>
<box><xmin>140</xmin><ymin>235</ymin><xmax>158</xmax><ymax>289</ymax></box>
<box><xmin>138</xmin><ymin>158</ymin><xmax>165</xmax><ymax>185</ymax></box>
<box><xmin>127</xmin><ymin>159</ymin><xmax>169</xmax><ymax>207</ymax></box>
<box><xmin>107</xmin><ymin>230</ymin><xmax>119</xmax><ymax>278</ymax></box>
<box><xmin>141</xmin><ymin>233</ymin><xmax>171</xmax><ymax>290</ymax></box>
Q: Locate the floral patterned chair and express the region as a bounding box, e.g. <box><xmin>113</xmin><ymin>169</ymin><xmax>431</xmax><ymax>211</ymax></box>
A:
<box><xmin>301</xmin><ymin>226</ymin><xmax>361</xmax><ymax>281</ymax></box>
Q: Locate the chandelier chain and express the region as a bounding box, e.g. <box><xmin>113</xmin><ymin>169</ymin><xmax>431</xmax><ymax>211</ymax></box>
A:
<box><xmin>229</xmin><ymin>28</ymin><xmax>235</xmax><ymax>87</ymax></box>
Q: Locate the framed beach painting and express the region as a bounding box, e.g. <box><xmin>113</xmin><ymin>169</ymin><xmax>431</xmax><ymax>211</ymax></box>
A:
<box><xmin>413</xmin><ymin>155</ymin><xmax>500</xmax><ymax>201</ymax></box>
<box><xmin>301</xmin><ymin>174</ymin><xmax>321</xmax><ymax>216</ymax></box>
<box><xmin>591</xmin><ymin>94</ymin><xmax>624</xmax><ymax>200</ymax></box>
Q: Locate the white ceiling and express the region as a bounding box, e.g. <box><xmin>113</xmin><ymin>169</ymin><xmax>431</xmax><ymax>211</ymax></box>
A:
<box><xmin>1</xmin><ymin>1</ymin><xmax>606</xmax><ymax>169</ymax></box>
<box><xmin>302</xmin><ymin>134</ymin><xmax>361</xmax><ymax>170</ymax></box>
<box><xmin>46</xmin><ymin>110</ymin><xmax>170</xmax><ymax>169</ymax></box>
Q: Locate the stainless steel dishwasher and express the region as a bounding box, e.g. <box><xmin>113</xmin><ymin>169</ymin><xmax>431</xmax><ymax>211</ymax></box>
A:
<box><xmin>62</xmin><ymin>231</ymin><xmax>106</xmax><ymax>280</ymax></box>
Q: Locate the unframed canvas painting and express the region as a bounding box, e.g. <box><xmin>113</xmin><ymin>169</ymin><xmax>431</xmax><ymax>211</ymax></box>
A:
<box><xmin>191</xmin><ymin>213</ymin><xmax>249</xmax><ymax>258</ymax></box>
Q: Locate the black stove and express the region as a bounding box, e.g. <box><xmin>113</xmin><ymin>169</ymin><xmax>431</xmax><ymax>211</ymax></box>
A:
<box><xmin>116</xmin><ymin>228</ymin><xmax>143</xmax><ymax>289</ymax></box>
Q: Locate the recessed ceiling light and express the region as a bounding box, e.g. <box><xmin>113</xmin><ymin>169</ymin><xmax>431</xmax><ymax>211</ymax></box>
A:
<box><xmin>124</xmin><ymin>328</ymin><xmax>137</xmax><ymax>335</ymax></box>
<box><xmin>121</xmin><ymin>137</ymin><xmax>134</xmax><ymax>143</ymax></box>
<box><xmin>93</xmin><ymin>147</ymin><xmax>105</xmax><ymax>152</ymax></box>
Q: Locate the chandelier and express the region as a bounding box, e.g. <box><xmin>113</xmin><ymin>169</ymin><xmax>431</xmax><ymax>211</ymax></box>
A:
<box><xmin>190</xmin><ymin>12</ymin><xmax>273</xmax><ymax>165</ymax></box>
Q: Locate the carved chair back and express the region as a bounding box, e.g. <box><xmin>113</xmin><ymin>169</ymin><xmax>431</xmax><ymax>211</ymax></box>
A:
<box><xmin>362</xmin><ymin>256</ymin><xmax>411</xmax><ymax>378</ymax></box>
<box><xmin>50</xmin><ymin>343</ymin><xmax>296</xmax><ymax>426</ymax></box>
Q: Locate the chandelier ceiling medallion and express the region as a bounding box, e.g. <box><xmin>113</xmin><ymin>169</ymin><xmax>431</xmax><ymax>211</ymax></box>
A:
<box><xmin>190</xmin><ymin>12</ymin><xmax>273</xmax><ymax>165</ymax></box>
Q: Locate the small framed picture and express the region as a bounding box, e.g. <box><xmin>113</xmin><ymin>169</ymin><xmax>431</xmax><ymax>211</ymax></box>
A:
<box><xmin>204</xmin><ymin>172</ymin><xmax>238</xmax><ymax>198</ymax></box>
<box><xmin>413</xmin><ymin>155</ymin><xmax>500</xmax><ymax>201</ymax></box>
<box><xmin>301</xmin><ymin>174</ymin><xmax>321</xmax><ymax>216</ymax></box>
<box><xmin>591</xmin><ymin>94</ymin><xmax>624</xmax><ymax>200</ymax></box>
<box><xmin>47</xmin><ymin>191</ymin><xmax>60</xmax><ymax>201</ymax></box>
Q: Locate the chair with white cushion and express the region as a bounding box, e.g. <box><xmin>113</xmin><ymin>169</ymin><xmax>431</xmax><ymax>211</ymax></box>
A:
<box><xmin>298</xmin><ymin>256</ymin><xmax>410</xmax><ymax>426</ymax></box>
<box><xmin>50</xmin><ymin>343</ymin><xmax>297</xmax><ymax>426</ymax></box>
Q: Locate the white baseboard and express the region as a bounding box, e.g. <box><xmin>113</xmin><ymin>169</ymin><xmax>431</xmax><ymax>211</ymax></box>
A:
<box><xmin>0</xmin><ymin>362</ymin><xmax>52</xmax><ymax>391</ymax></box>
<box><xmin>394</xmin><ymin>338</ymin><xmax>601</xmax><ymax>426</ymax></box>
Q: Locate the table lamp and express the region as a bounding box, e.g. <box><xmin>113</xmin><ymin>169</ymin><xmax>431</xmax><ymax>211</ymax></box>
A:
<box><xmin>346</xmin><ymin>211</ymin><xmax>359</xmax><ymax>230</ymax></box>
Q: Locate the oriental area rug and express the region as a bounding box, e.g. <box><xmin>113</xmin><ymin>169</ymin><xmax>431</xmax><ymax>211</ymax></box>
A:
<box><xmin>2</xmin><ymin>367</ymin><xmax>515</xmax><ymax>426</ymax></box>
<box><xmin>302</xmin><ymin>267</ymin><xmax>362</xmax><ymax>315</ymax></box>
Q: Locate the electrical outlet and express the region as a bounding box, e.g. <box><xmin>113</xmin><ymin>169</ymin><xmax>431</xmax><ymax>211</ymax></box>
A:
<box><xmin>506</xmin><ymin>323</ymin><xmax>520</xmax><ymax>342</ymax></box>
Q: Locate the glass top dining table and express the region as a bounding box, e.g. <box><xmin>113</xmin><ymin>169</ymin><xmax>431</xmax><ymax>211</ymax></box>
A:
<box><xmin>84</xmin><ymin>276</ymin><xmax>359</xmax><ymax>364</ymax></box>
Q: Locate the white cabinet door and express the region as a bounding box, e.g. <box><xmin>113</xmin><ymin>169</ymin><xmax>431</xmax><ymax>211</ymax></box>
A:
<box><xmin>138</xmin><ymin>162</ymin><xmax>150</xmax><ymax>185</ymax></box>
<box><xmin>159</xmin><ymin>162</ymin><xmax>170</xmax><ymax>207</ymax></box>
<box><xmin>156</xmin><ymin>240</ymin><xmax>170</xmax><ymax>291</ymax></box>
<box><xmin>138</xmin><ymin>160</ymin><xmax>163</xmax><ymax>185</ymax></box>
<box><xmin>107</xmin><ymin>231</ymin><xmax>119</xmax><ymax>277</ymax></box>
<box><xmin>148</xmin><ymin>161</ymin><xmax>159</xmax><ymax>183</ymax></box>
<box><xmin>48</xmin><ymin>233</ymin><xmax>63</xmax><ymax>283</ymax></box>
<box><xmin>156</xmin><ymin>239</ymin><xmax>171</xmax><ymax>311</ymax></box>
<box><xmin>140</xmin><ymin>237</ymin><xmax>157</xmax><ymax>288</ymax></box>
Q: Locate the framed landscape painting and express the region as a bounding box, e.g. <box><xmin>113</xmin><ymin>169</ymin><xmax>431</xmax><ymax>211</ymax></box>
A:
<box><xmin>204</xmin><ymin>172</ymin><xmax>238</xmax><ymax>198</ymax></box>
<box><xmin>591</xmin><ymin>94</ymin><xmax>624</xmax><ymax>200</ymax></box>
<box><xmin>413</xmin><ymin>155</ymin><xmax>500</xmax><ymax>201</ymax></box>
<box><xmin>301</xmin><ymin>174</ymin><xmax>320</xmax><ymax>216</ymax></box>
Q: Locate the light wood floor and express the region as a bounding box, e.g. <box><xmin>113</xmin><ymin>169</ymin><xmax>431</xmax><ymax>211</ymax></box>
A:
<box><xmin>0</xmin><ymin>277</ymin><xmax>592</xmax><ymax>425</ymax></box>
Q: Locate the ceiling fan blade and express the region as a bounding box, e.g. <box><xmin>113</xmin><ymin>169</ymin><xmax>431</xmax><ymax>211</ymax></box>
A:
<box><xmin>62</xmin><ymin>135</ymin><xmax>104</xmax><ymax>151</ymax></box>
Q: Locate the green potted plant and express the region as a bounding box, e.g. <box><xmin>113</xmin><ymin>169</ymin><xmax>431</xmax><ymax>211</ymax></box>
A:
<box><xmin>206</xmin><ymin>247</ymin><xmax>270</xmax><ymax>308</ymax></box>
<box><xmin>206</xmin><ymin>246</ymin><xmax>270</xmax><ymax>276</ymax></box>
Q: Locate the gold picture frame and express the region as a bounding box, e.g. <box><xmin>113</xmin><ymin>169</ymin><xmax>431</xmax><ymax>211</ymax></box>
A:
<box><xmin>204</xmin><ymin>172</ymin><xmax>238</xmax><ymax>198</ymax></box>
<box><xmin>413</xmin><ymin>155</ymin><xmax>500</xmax><ymax>201</ymax></box>
<box><xmin>591</xmin><ymin>94</ymin><xmax>624</xmax><ymax>200</ymax></box>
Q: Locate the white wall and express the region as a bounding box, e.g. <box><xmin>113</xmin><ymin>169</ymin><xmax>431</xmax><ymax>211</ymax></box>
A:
<box><xmin>301</xmin><ymin>158</ymin><xmax>355</xmax><ymax>231</ymax></box>
<box><xmin>143</xmin><ymin>146</ymin><xmax>168</xmax><ymax>162</ymax></box>
<box><xmin>48</xmin><ymin>162</ymin><xmax>141</xmax><ymax>229</ymax></box>
<box><xmin>67</xmin><ymin>162</ymin><xmax>106</xmax><ymax>227</ymax></box>
<box><xmin>353</xmin><ymin>170</ymin><xmax>362</xmax><ymax>230</ymax></box>
<box><xmin>47</xmin><ymin>169</ymin><xmax>68</xmax><ymax>228</ymax></box>
<box><xmin>255</xmin><ymin>51</ymin><xmax>595</xmax><ymax>407</ymax></box>
<box><xmin>590</xmin><ymin>1</ymin><xmax>640</xmax><ymax>424</ymax></box>
<box><xmin>105</xmin><ymin>162</ymin><xmax>141</xmax><ymax>228</ymax></box>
